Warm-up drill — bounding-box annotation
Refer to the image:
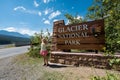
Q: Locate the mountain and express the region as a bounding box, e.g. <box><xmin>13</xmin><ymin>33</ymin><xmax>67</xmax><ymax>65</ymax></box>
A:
<box><xmin>0</xmin><ymin>30</ymin><xmax>30</xmax><ymax>38</ymax></box>
<box><xmin>0</xmin><ymin>34</ymin><xmax>30</xmax><ymax>46</ymax></box>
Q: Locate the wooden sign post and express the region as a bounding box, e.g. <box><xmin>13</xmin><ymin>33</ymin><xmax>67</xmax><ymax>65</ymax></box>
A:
<box><xmin>51</xmin><ymin>20</ymin><xmax>120</xmax><ymax>68</ymax></box>
<box><xmin>52</xmin><ymin>19</ymin><xmax>105</xmax><ymax>51</ymax></box>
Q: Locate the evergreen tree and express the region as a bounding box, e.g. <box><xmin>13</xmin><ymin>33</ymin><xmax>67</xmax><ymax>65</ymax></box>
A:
<box><xmin>65</xmin><ymin>13</ymin><xmax>85</xmax><ymax>24</ymax></box>
<box><xmin>87</xmin><ymin>0</ymin><xmax>120</xmax><ymax>54</ymax></box>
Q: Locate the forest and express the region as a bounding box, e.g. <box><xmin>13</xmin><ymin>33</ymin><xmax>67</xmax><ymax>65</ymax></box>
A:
<box><xmin>0</xmin><ymin>34</ymin><xmax>30</xmax><ymax>46</ymax></box>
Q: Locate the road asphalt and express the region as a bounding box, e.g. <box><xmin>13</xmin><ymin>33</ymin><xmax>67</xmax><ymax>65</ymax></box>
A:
<box><xmin>0</xmin><ymin>46</ymin><xmax>30</xmax><ymax>59</ymax></box>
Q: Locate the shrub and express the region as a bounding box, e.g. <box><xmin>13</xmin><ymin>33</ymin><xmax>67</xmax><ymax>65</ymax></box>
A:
<box><xmin>109</xmin><ymin>58</ymin><xmax>120</xmax><ymax>70</ymax></box>
<box><xmin>27</xmin><ymin>29</ymin><xmax>52</xmax><ymax>58</ymax></box>
<box><xmin>91</xmin><ymin>72</ymin><xmax>120</xmax><ymax>80</ymax></box>
<box><xmin>28</xmin><ymin>46</ymin><xmax>41</xmax><ymax>58</ymax></box>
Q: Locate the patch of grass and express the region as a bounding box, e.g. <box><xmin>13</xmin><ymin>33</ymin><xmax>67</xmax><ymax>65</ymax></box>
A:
<box><xmin>71</xmin><ymin>49</ymin><xmax>88</xmax><ymax>53</ymax></box>
<box><xmin>13</xmin><ymin>53</ymin><xmax>43</xmax><ymax>65</ymax></box>
<box><xmin>41</xmin><ymin>69</ymin><xmax>82</xmax><ymax>80</ymax></box>
<box><xmin>90</xmin><ymin>72</ymin><xmax>120</xmax><ymax>80</ymax></box>
<box><xmin>13</xmin><ymin>53</ymin><xmax>82</xmax><ymax>80</ymax></box>
<box><xmin>12</xmin><ymin>53</ymin><xmax>120</xmax><ymax>80</ymax></box>
<box><xmin>42</xmin><ymin>71</ymin><xmax>65</xmax><ymax>80</ymax></box>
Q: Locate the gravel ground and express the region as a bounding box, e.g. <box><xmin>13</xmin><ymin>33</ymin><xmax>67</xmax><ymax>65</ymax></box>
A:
<box><xmin>0</xmin><ymin>55</ymin><xmax>44</xmax><ymax>80</ymax></box>
<box><xmin>0</xmin><ymin>54</ymin><xmax>120</xmax><ymax>80</ymax></box>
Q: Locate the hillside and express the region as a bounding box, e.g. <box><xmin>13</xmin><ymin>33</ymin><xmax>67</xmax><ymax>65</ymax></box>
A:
<box><xmin>0</xmin><ymin>30</ymin><xmax>30</xmax><ymax>38</ymax></box>
<box><xmin>0</xmin><ymin>34</ymin><xmax>30</xmax><ymax>46</ymax></box>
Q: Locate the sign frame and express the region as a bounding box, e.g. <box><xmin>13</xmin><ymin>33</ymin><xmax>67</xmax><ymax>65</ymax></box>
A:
<box><xmin>52</xmin><ymin>19</ymin><xmax>105</xmax><ymax>51</ymax></box>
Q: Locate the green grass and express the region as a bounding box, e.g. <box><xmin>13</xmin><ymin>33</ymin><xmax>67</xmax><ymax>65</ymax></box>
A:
<box><xmin>42</xmin><ymin>71</ymin><xmax>65</xmax><ymax>80</ymax></box>
<box><xmin>71</xmin><ymin>49</ymin><xmax>87</xmax><ymax>53</ymax></box>
<box><xmin>91</xmin><ymin>72</ymin><xmax>120</xmax><ymax>80</ymax></box>
<box><xmin>13</xmin><ymin>53</ymin><xmax>43</xmax><ymax>65</ymax></box>
<box><xmin>13</xmin><ymin>53</ymin><xmax>120</xmax><ymax>80</ymax></box>
<box><xmin>14</xmin><ymin>53</ymin><xmax>66</xmax><ymax>80</ymax></box>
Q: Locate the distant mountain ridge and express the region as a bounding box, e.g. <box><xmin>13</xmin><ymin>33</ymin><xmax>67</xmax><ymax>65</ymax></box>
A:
<box><xmin>0</xmin><ymin>30</ymin><xmax>31</xmax><ymax>46</ymax></box>
<box><xmin>0</xmin><ymin>30</ymin><xmax>30</xmax><ymax>38</ymax></box>
<box><xmin>0</xmin><ymin>34</ymin><xmax>30</xmax><ymax>45</ymax></box>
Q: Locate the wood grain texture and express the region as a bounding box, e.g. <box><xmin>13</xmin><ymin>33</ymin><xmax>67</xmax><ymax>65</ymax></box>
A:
<box><xmin>52</xmin><ymin>19</ymin><xmax>105</xmax><ymax>50</ymax></box>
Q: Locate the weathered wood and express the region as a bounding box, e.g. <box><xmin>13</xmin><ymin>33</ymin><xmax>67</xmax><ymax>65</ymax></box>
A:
<box><xmin>52</xmin><ymin>19</ymin><xmax>105</xmax><ymax>51</ymax></box>
<box><xmin>57</xmin><ymin>44</ymin><xmax>104</xmax><ymax>50</ymax></box>
<box><xmin>56</xmin><ymin>36</ymin><xmax>105</xmax><ymax>44</ymax></box>
<box><xmin>53</xmin><ymin>20</ymin><xmax>65</xmax><ymax>26</ymax></box>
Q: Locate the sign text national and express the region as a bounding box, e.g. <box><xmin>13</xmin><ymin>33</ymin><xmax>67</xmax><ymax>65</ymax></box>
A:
<box><xmin>52</xmin><ymin>19</ymin><xmax>105</xmax><ymax>50</ymax></box>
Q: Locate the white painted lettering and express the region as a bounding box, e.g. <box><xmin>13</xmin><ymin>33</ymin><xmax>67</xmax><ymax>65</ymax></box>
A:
<box><xmin>65</xmin><ymin>40</ymin><xmax>80</xmax><ymax>45</ymax></box>
<box><xmin>83</xmin><ymin>24</ymin><xmax>88</xmax><ymax>30</ymax></box>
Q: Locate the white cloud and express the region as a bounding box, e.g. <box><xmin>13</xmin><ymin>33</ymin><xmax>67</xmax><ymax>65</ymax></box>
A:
<box><xmin>43</xmin><ymin>0</ymin><xmax>47</xmax><ymax>3</ymax></box>
<box><xmin>66</xmin><ymin>15</ymin><xmax>84</xmax><ymax>24</ymax></box>
<box><xmin>44</xmin><ymin>8</ymin><xmax>53</xmax><ymax>15</ymax></box>
<box><xmin>43</xmin><ymin>0</ymin><xmax>55</xmax><ymax>3</ymax></box>
<box><xmin>44</xmin><ymin>20</ymin><xmax>50</xmax><ymax>25</ymax></box>
<box><xmin>34</xmin><ymin>0</ymin><xmax>39</xmax><ymax>7</ymax></box>
<box><xmin>53</xmin><ymin>19</ymin><xmax>58</xmax><ymax>22</ymax></box>
<box><xmin>19</xmin><ymin>22</ymin><xmax>28</xmax><ymax>26</ymax></box>
<box><xmin>75</xmin><ymin>15</ymin><xmax>83</xmax><ymax>19</ymax></box>
<box><xmin>66</xmin><ymin>20</ymin><xmax>69</xmax><ymax>25</ymax></box>
<box><xmin>14</xmin><ymin>6</ymin><xmax>42</xmax><ymax>16</ymax></box>
<box><xmin>1</xmin><ymin>27</ymin><xmax>38</xmax><ymax>36</ymax></box>
<box><xmin>49</xmin><ymin>10</ymin><xmax>61</xmax><ymax>20</ymax></box>
<box><xmin>25</xmin><ymin>10</ymin><xmax>39</xmax><ymax>15</ymax></box>
<box><xmin>3</xmin><ymin>27</ymin><xmax>16</xmax><ymax>32</ymax></box>
<box><xmin>43</xmin><ymin>0</ymin><xmax>50</xmax><ymax>3</ymax></box>
<box><xmin>44</xmin><ymin>9</ymin><xmax>48</xmax><ymax>15</ymax></box>
<box><xmin>38</xmin><ymin>11</ymin><xmax>42</xmax><ymax>16</ymax></box>
<box><xmin>13</xmin><ymin>6</ymin><xmax>26</xmax><ymax>11</ymax></box>
<box><xmin>72</xmin><ymin>7</ymin><xmax>74</xmax><ymax>9</ymax></box>
<box><xmin>42</xmin><ymin>18</ymin><xmax>46</xmax><ymax>21</ymax></box>
<box><xmin>19</xmin><ymin>29</ymin><xmax>37</xmax><ymax>35</ymax></box>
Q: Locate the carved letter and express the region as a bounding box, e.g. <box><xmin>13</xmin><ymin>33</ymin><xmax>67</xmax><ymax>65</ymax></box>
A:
<box><xmin>83</xmin><ymin>24</ymin><xmax>88</xmax><ymax>30</ymax></box>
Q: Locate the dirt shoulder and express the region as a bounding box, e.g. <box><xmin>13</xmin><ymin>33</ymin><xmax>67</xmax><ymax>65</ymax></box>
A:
<box><xmin>0</xmin><ymin>54</ymin><xmax>120</xmax><ymax>80</ymax></box>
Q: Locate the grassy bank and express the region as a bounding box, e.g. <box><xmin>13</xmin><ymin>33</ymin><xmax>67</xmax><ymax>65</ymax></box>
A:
<box><xmin>12</xmin><ymin>53</ymin><xmax>120</xmax><ymax>80</ymax></box>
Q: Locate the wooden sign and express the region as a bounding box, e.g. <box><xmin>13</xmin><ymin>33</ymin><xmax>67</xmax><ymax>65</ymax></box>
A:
<box><xmin>52</xmin><ymin>19</ymin><xmax>105</xmax><ymax>50</ymax></box>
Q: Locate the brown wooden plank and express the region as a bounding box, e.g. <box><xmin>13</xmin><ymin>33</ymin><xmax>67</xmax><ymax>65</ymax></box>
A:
<box><xmin>55</xmin><ymin>31</ymin><xmax>105</xmax><ymax>36</ymax></box>
<box><xmin>57</xmin><ymin>44</ymin><xmax>105</xmax><ymax>50</ymax></box>
<box><xmin>56</xmin><ymin>36</ymin><xmax>105</xmax><ymax>41</ymax></box>
<box><xmin>56</xmin><ymin>19</ymin><xmax>104</xmax><ymax>29</ymax></box>
<box><xmin>55</xmin><ymin>32</ymin><xmax>105</xmax><ymax>38</ymax></box>
<box><xmin>56</xmin><ymin>41</ymin><xmax>105</xmax><ymax>44</ymax></box>
<box><xmin>52</xmin><ymin>19</ymin><xmax>105</xmax><ymax>50</ymax></box>
<box><xmin>55</xmin><ymin>19</ymin><xmax>104</xmax><ymax>34</ymax></box>
<box><xmin>56</xmin><ymin>36</ymin><xmax>105</xmax><ymax>44</ymax></box>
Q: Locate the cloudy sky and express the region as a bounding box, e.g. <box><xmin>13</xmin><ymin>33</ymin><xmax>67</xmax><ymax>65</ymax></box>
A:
<box><xmin>0</xmin><ymin>0</ymin><xmax>93</xmax><ymax>35</ymax></box>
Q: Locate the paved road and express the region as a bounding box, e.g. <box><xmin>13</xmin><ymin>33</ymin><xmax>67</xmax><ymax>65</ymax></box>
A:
<box><xmin>0</xmin><ymin>46</ymin><xmax>30</xmax><ymax>59</ymax></box>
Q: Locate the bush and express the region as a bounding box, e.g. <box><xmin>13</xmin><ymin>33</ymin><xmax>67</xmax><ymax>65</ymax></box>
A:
<box><xmin>28</xmin><ymin>46</ymin><xmax>41</xmax><ymax>58</ymax></box>
<box><xmin>27</xmin><ymin>30</ymin><xmax>52</xmax><ymax>58</ymax></box>
<box><xmin>91</xmin><ymin>72</ymin><xmax>120</xmax><ymax>80</ymax></box>
<box><xmin>109</xmin><ymin>58</ymin><xmax>120</xmax><ymax>70</ymax></box>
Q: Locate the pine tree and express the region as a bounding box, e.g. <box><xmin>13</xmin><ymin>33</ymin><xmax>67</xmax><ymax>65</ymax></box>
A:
<box><xmin>87</xmin><ymin>0</ymin><xmax>120</xmax><ymax>54</ymax></box>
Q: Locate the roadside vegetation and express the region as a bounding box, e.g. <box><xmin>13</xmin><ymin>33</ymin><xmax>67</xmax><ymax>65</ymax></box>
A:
<box><xmin>13</xmin><ymin>53</ymin><xmax>120</xmax><ymax>80</ymax></box>
<box><xmin>87</xmin><ymin>0</ymin><xmax>120</xmax><ymax>55</ymax></box>
<box><xmin>28</xmin><ymin>29</ymin><xmax>51</xmax><ymax>58</ymax></box>
<box><xmin>87</xmin><ymin>0</ymin><xmax>120</xmax><ymax>79</ymax></box>
<box><xmin>91</xmin><ymin>72</ymin><xmax>120</xmax><ymax>80</ymax></box>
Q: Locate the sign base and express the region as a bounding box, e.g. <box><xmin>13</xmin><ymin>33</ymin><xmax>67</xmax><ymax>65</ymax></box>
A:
<box><xmin>50</xmin><ymin>51</ymin><xmax>120</xmax><ymax>69</ymax></box>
